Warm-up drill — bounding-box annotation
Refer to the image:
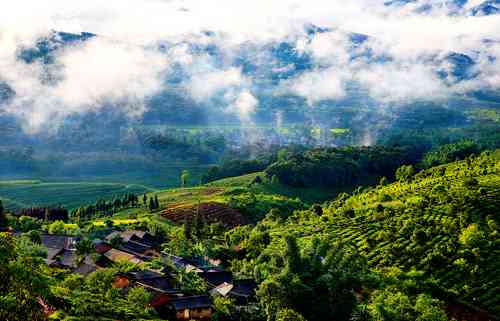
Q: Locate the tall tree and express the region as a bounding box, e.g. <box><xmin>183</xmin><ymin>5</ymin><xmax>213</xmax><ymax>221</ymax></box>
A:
<box><xmin>0</xmin><ymin>200</ymin><xmax>8</xmax><ymax>230</ymax></box>
<box><xmin>181</xmin><ymin>170</ymin><xmax>190</xmax><ymax>187</ymax></box>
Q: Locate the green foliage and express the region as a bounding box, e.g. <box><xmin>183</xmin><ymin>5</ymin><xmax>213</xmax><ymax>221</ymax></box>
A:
<box><xmin>422</xmin><ymin>140</ymin><xmax>480</xmax><ymax>168</ymax></box>
<box><xmin>265</xmin><ymin>146</ymin><xmax>418</xmax><ymax>188</ymax></box>
<box><xmin>368</xmin><ymin>289</ymin><xmax>447</xmax><ymax>321</ymax></box>
<box><xmin>202</xmin><ymin>158</ymin><xmax>270</xmax><ymax>184</ymax></box>
<box><xmin>458</xmin><ymin>224</ymin><xmax>484</xmax><ymax>247</ymax></box>
<box><xmin>212</xmin><ymin>296</ymin><xmax>236</xmax><ymax>321</ymax></box>
<box><xmin>395</xmin><ymin>165</ymin><xmax>415</xmax><ymax>182</ymax></box>
<box><xmin>75</xmin><ymin>238</ymin><xmax>94</xmax><ymax>256</ymax></box>
<box><xmin>175</xmin><ymin>268</ymin><xmax>208</xmax><ymax>294</ymax></box>
<box><xmin>47</xmin><ymin>220</ymin><xmax>67</xmax><ymax>235</ymax></box>
<box><xmin>275</xmin><ymin>308</ymin><xmax>307</xmax><ymax>321</ymax></box>
<box><xmin>0</xmin><ymin>233</ymin><xmax>50</xmax><ymax>321</ymax></box>
<box><xmin>0</xmin><ymin>200</ymin><xmax>7</xmax><ymax>229</ymax></box>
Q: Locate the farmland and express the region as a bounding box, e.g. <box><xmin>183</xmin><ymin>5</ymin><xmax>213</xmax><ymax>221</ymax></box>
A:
<box><xmin>0</xmin><ymin>180</ymin><xmax>154</xmax><ymax>210</ymax></box>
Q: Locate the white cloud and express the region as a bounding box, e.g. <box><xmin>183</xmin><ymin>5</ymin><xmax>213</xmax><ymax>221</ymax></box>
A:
<box><xmin>356</xmin><ymin>62</ymin><xmax>449</xmax><ymax>103</ymax></box>
<box><xmin>188</xmin><ymin>67</ymin><xmax>248</xmax><ymax>102</ymax></box>
<box><xmin>1</xmin><ymin>37</ymin><xmax>168</xmax><ymax>132</ymax></box>
<box><xmin>0</xmin><ymin>0</ymin><xmax>499</xmax><ymax>130</ymax></box>
<box><xmin>287</xmin><ymin>67</ymin><xmax>347</xmax><ymax>105</ymax></box>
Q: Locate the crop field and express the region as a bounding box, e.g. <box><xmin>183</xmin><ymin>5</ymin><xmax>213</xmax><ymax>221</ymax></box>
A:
<box><xmin>0</xmin><ymin>180</ymin><xmax>154</xmax><ymax>210</ymax></box>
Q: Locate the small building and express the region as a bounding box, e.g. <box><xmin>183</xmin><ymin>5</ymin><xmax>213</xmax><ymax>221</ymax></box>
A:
<box><xmin>169</xmin><ymin>295</ymin><xmax>213</xmax><ymax>321</ymax></box>
<box><xmin>45</xmin><ymin>245</ymin><xmax>78</xmax><ymax>269</ymax></box>
<box><xmin>103</xmin><ymin>248</ymin><xmax>143</xmax><ymax>265</ymax></box>
<box><xmin>199</xmin><ymin>269</ymin><xmax>233</xmax><ymax>288</ymax></box>
<box><xmin>93</xmin><ymin>240</ymin><xmax>112</xmax><ymax>254</ymax></box>
<box><xmin>210</xmin><ymin>279</ymin><xmax>258</xmax><ymax>304</ymax></box>
<box><xmin>119</xmin><ymin>240</ymin><xmax>159</xmax><ymax>259</ymax></box>
<box><xmin>162</xmin><ymin>254</ymin><xmax>204</xmax><ymax>273</ymax></box>
<box><xmin>41</xmin><ymin>234</ymin><xmax>77</xmax><ymax>250</ymax></box>
<box><xmin>72</xmin><ymin>256</ymin><xmax>97</xmax><ymax>276</ymax></box>
<box><xmin>105</xmin><ymin>230</ymin><xmax>157</xmax><ymax>247</ymax></box>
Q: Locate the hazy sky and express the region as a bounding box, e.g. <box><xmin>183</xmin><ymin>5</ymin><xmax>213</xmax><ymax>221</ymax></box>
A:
<box><xmin>0</xmin><ymin>0</ymin><xmax>499</xmax><ymax>131</ymax></box>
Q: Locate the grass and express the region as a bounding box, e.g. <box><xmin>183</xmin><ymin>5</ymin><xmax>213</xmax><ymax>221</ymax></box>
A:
<box><xmin>0</xmin><ymin>181</ymin><xmax>155</xmax><ymax>210</ymax></box>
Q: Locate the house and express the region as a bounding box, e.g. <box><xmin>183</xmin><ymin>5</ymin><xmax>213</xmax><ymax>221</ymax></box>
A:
<box><xmin>105</xmin><ymin>230</ymin><xmax>157</xmax><ymax>247</ymax></box>
<box><xmin>126</xmin><ymin>270</ymin><xmax>179</xmax><ymax>294</ymax></box>
<box><xmin>112</xmin><ymin>269</ymin><xmax>183</xmax><ymax>318</ymax></box>
<box><xmin>93</xmin><ymin>240</ymin><xmax>112</xmax><ymax>254</ymax></box>
<box><xmin>72</xmin><ymin>256</ymin><xmax>97</xmax><ymax>276</ymax></box>
<box><xmin>119</xmin><ymin>240</ymin><xmax>159</xmax><ymax>259</ymax></box>
<box><xmin>210</xmin><ymin>279</ymin><xmax>258</xmax><ymax>304</ymax></box>
<box><xmin>169</xmin><ymin>295</ymin><xmax>213</xmax><ymax>321</ymax></box>
<box><xmin>199</xmin><ymin>269</ymin><xmax>233</xmax><ymax>288</ymax></box>
<box><xmin>47</xmin><ymin>249</ymin><xmax>81</xmax><ymax>269</ymax></box>
<box><xmin>103</xmin><ymin>248</ymin><xmax>143</xmax><ymax>265</ymax></box>
<box><xmin>162</xmin><ymin>254</ymin><xmax>204</xmax><ymax>273</ymax></box>
<box><xmin>41</xmin><ymin>234</ymin><xmax>77</xmax><ymax>250</ymax></box>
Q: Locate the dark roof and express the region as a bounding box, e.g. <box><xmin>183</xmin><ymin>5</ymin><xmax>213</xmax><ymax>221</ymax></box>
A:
<box><xmin>138</xmin><ymin>277</ymin><xmax>176</xmax><ymax>293</ymax></box>
<box><xmin>105</xmin><ymin>230</ymin><xmax>157</xmax><ymax>247</ymax></box>
<box><xmin>170</xmin><ymin>295</ymin><xmax>212</xmax><ymax>310</ymax></box>
<box><xmin>73</xmin><ymin>256</ymin><xmax>96</xmax><ymax>276</ymax></box>
<box><xmin>231</xmin><ymin>279</ymin><xmax>258</xmax><ymax>297</ymax></box>
<box><xmin>59</xmin><ymin>250</ymin><xmax>78</xmax><ymax>268</ymax></box>
<box><xmin>94</xmin><ymin>242</ymin><xmax>112</xmax><ymax>254</ymax></box>
<box><xmin>47</xmin><ymin>249</ymin><xmax>78</xmax><ymax>268</ymax></box>
<box><xmin>200</xmin><ymin>270</ymin><xmax>233</xmax><ymax>287</ymax></box>
<box><xmin>162</xmin><ymin>254</ymin><xmax>203</xmax><ymax>272</ymax></box>
<box><xmin>47</xmin><ymin>248</ymin><xmax>64</xmax><ymax>261</ymax></box>
<box><xmin>127</xmin><ymin>270</ymin><xmax>164</xmax><ymax>280</ymax></box>
<box><xmin>125</xmin><ymin>270</ymin><xmax>177</xmax><ymax>293</ymax></box>
<box><xmin>119</xmin><ymin>240</ymin><xmax>154</xmax><ymax>256</ymax></box>
<box><xmin>41</xmin><ymin>234</ymin><xmax>76</xmax><ymax>250</ymax></box>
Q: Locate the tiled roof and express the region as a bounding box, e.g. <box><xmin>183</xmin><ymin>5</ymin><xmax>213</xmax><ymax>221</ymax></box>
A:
<box><xmin>231</xmin><ymin>279</ymin><xmax>258</xmax><ymax>297</ymax></box>
<box><xmin>200</xmin><ymin>270</ymin><xmax>233</xmax><ymax>287</ymax></box>
<box><xmin>210</xmin><ymin>279</ymin><xmax>257</xmax><ymax>298</ymax></box>
<box><xmin>119</xmin><ymin>240</ymin><xmax>154</xmax><ymax>256</ymax></box>
<box><xmin>73</xmin><ymin>256</ymin><xmax>96</xmax><ymax>276</ymax></box>
<box><xmin>41</xmin><ymin>234</ymin><xmax>76</xmax><ymax>250</ymax></box>
<box><xmin>170</xmin><ymin>295</ymin><xmax>212</xmax><ymax>310</ymax></box>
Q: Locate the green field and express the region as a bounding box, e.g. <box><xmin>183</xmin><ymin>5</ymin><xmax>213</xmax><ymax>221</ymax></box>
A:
<box><xmin>0</xmin><ymin>181</ymin><xmax>155</xmax><ymax>210</ymax></box>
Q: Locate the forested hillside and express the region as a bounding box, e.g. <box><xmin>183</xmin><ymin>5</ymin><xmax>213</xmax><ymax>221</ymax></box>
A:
<box><xmin>223</xmin><ymin>150</ymin><xmax>500</xmax><ymax>320</ymax></box>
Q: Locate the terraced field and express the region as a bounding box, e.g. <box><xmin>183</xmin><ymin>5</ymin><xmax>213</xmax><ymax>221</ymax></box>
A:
<box><xmin>161</xmin><ymin>202</ymin><xmax>250</xmax><ymax>228</ymax></box>
<box><xmin>0</xmin><ymin>180</ymin><xmax>154</xmax><ymax>210</ymax></box>
<box><xmin>263</xmin><ymin>150</ymin><xmax>500</xmax><ymax>317</ymax></box>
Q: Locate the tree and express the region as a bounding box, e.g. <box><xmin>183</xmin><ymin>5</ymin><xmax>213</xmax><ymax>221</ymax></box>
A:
<box><xmin>154</xmin><ymin>195</ymin><xmax>160</xmax><ymax>209</ymax></box>
<box><xmin>181</xmin><ymin>170</ymin><xmax>191</xmax><ymax>187</ymax></box>
<box><xmin>76</xmin><ymin>238</ymin><xmax>95</xmax><ymax>256</ymax></box>
<box><xmin>143</xmin><ymin>194</ymin><xmax>148</xmax><ymax>206</ymax></box>
<box><xmin>257</xmin><ymin>278</ymin><xmax>288</xmax><ymax>321</ymax></box>
<box><xmin>105</xmin><ymin>219</ymin><xmax>114</xmax><ymax>229</ymax></box>
<box><xmin>459</xmin><ymin>224</ymin><xmax>484</xmax><ymax>247</ymax></box>
<box><xmin>396</xmin><ymin>165</ymin><xmax>415</xmax><ymax>182</ymax></box>
<box><xmin>284</xmin><ymin>235</ymin><xmax>301</xmax><ymax>274</ymax></box>
<box><xmin>368</xmin><ymin>289</ymin><xmax>447</xmax><ymax>321</ymax></box>
<box><xmin>0</xmin><ymin>233</ymin><xmax>50</xmax><ymax>321</ymax></box>
<box><xmin>148</xmin><ymin>197</ymin><xmax>155</xmax><ymax>212</ymax></box>
<box><xmin>48</xmin><ymin>220</ymin><xmax>66</xmax><ymax>234</ymax></box>
<box><xmin>0</xmin><ymin>200</ymin><xmax>8</xmax><ymax>230</ymax></box>
<box><xmin>276</xmin><ymin>308</ymin><xmax>307</xmax><ymax>321</ymax></box>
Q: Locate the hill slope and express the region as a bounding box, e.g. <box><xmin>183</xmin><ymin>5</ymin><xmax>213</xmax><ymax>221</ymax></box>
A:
<box><xmin>236</xmin><ymin>150</ymin><xmax>500</xmax><ymax>316</ymax></box>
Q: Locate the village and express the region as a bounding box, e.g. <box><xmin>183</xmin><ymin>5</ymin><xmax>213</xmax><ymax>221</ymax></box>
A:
<box><xmin>39</xmin><ymin>228</ymin><xmax>258</xmax><ymax>321</ymax></box>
